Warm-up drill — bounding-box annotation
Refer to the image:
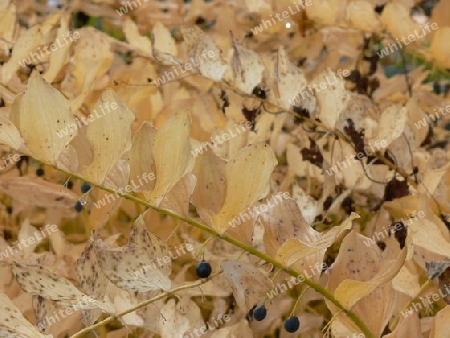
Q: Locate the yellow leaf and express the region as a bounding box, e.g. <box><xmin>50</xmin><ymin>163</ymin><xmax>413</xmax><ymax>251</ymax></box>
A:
<box><xmin>146</xmin><ymin>110</ymin><xmax>193</xmax><ymax>206</ymax></box>
<box><xmin>129</xmin><ymin>122</ymin><xmax>157</xmax><ymax>193</ymax></box>
<box><xmin>276</xmin><ymin>212</ymin><xmax>359</xmax><ymax>266</ymax></box>
<box><xmin>82</xmin><ymin>88</ymin><xmax>135</xmax><ymax>185</ymax></box>
<box><xmin>211</xmin><ymin>143</ymin><xmax>277</xmax><ymax>234</ymax></box>
<box><xmin>10</xmin><ymin>71</ymin><xmax>76</xmax><ymax>164</ymax></box>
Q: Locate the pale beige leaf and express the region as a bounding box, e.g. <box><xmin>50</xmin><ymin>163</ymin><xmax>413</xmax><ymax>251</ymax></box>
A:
<box><xmin>71</xmin><ymin>27</ymin><xmax>113</xmax><ymax>98</ymax></box>
<box><xmin>158</xmin><ymin>298</ymin><xmax>205</xmax><ymax>337</ymax></box>
<box><xmin>346</xmin><ymin>0</ymin><xmax>380</xmax><ymax>32</ymax></box>
<box><xmin>0</xmin><ymin>176</ymin><xmax>78</xmax><ymax>209</ymax></box>
<box><xmin>262</xmin><ymin>198</ymin><xmax>325</xmax><ymax>281</ymax></box>
<box><xmin>269</xmin><ymin>47</ymin><xmax>315</xmax><ymax>112</ymax></box>
<box><xmin>311</xmin><ymin>68</ymin><xmax>351</xmax><ymax>129</ymax></box>
<box><xmin>370</xmin><ymin>105</ymin><xmax>407</xmax><ymax>147</ymax></box>
<box><xmin>430</xmin><ymin>305</ymin><xmax>450</xmax><ymax>338</ymax></box>
<box><xmin>191</xmin><ymin>151</ymin><xmax>227</xmax><ymax>225</ymax></box>
<box><xmin>276</xmin><ymin>212</ymin><xmax>359</xmax><ymax>267</ymax></box>
<box><xmin>0</xmin><ymin>293</ymin><xmax>52</xmax><ymax>338</ymax></box>
<box><xmin>77</xmin><ymin>238</ymin><xmax>111</xmax><ymax>325</ymax></box>
<box><xmin>181</xmin><ymin>25</ymin><xmax>228</xmax><ymax>81</ymax></box>
<box><xmin>211</xmin><ymin>143</ymin><xmax>277</xmax><ymax>234</ymax></box>
<box><xmin>10</xmin><ymin>72</ymin><xmax>77</xmax><ymax>164</ymax></box>
<box><xmin>129</xmin><ymin>122</ymin><xmax>157</xmax><ymax>193</ymax></box>
<box><xmin>94</xmin><ymin>240</ymin><xmax>171</xmax><ymax>292</ymax></box>
<box><xmin>146</xmin><ymin>110</ymin><xmax>193</xmax><ymax>206</ymax></box>
<box><xmin>152</xmin><ymin>21</ymin><xmax>177</xmax><ymax>57</ymax></box>
<box><xmin>161</xmin><ymin>173</ymin><xmax>196</xmax><ymax>216</ymax></box>
<box><xmin>228</xmin><ymin>35</ymin><xmax>266</xmax><ymax>94</ymax></box>
<box><xmin>82</xmin><ymin>88</ymin><xmax>135</xmax><ymax>185</ymax></box>
<box><xmin>211</xmin><ymin>320</ymin><xmax>253</xmax><ymax>338</ymax></box>
<box><xmin>103</xmin><ymin>159</ymin><xmax>130</xmax><ymax>190</ymax></box>
<box><xmin>124</xmin><ymin>18</ymin><xmax>152</xmax><ymax>56</ymax></box>
<box><xmin>32</xmin><ymin>295</ymin><xmax>57</xmax><ymax>334</ymax></box>
<box><xmin>12</xmin><ymin>262</ymin><xmax>115</xmax><ymax>313</ymax></box>
<box><xmin>56</xmin><ymin>144</ymin><xmax>79</xmax><ymax>173</ymax></box>
<box><xmin>381</xmin><ymin>3</ymin><xmax>421</xmax><ymax>40</ymax></box>
<box><xmin>221</xmin><ymin>260</ymin><xmax>274</xmax><ymax>312</ymax></box>
<box><xmin>0</xmin><ymin>110</ymin><xmax>23</xmax><ymax>150</ymax></box>
<box><xmin>384</xmin><ymin>312</ymin><xmax>421</xmax><ymax>338</ymax></box>
<box><xmin>334</xmin><ymin>243</ymin><xmax>408</xmax><ymax>309</ymax></box>
<box><xmin>1</xmin><ymin>26</ymin><xmax>42</xmax><ymax>82</ymax></box>
<box><xmin>410</xmin><ymin>219</ymin><xmax>450</xmax><ymax>258</ymax></box>
<box><xmin>326</xmin><ymin>231</ymin><xmax>396</xmax><ymax>337</ymax></box>
<box><xmin>18</xmin><ymin>219</ymin><xmax>41</xmax><ymax>258</ymax></box>
<box><xmin>42</xmin><ymin>12</ymin><xmax>74</xmax><ymax>82</ymax></box>
<box><xmin>129</xmin><ymin>214</ymin><xmax>172</xmax><ymax>276</ymax></box>
<box><xmin>305</xmin><ymin>0</ymin><xmax>345</xmax><ymax>25</ymax></box>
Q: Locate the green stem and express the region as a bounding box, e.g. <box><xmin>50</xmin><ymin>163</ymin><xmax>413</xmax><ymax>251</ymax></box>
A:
<box><xmin>52</xmin><ymin>166</ymin><xmax>374</xmax><ymax>338</ymax></box>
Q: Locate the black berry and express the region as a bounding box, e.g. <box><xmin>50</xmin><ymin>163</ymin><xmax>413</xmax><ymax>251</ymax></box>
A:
<box><xmin>67</xmin><ymin>180</ymin><xmax>73</xmax><ymax>189</ymax></box>
<box><xmin>74</xmin><ymin>201</ymin><xmax>83</xmax><ymax>212</ymax></box>
<box><xmin>253</xmin><ymin>305</ymin><xmax>267</xmax><ymax>321</ymax></box>
<box><xmin>36</xmin><ymin>168</ymin><xmax>44</xmax><ymax>177</ymax></box>
<box><xmin>195</xmin><ymin>260</ymin><xmax>212</xmax><ymax>278</ymax></box>
<box><xmin>81</xmin><ymin>183</ymin><xmax>91</xmax><ymax>193</ymax></box>
<box><xmin>284</xmin><ymin>316</ymin><xmax>300</xmax><ymax>333</ymax></box>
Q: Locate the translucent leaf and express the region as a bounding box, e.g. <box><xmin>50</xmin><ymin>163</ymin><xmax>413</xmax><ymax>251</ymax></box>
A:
<box><xmin>129</xmin><ymin>122</ymin><xmax>157</xmax><ymax>193</ymax></box>
<box><xmin>82</xmin><ymin>88</ymin><xmax>135</xmax><ymax>185</ymax></box>
<box><xmin>191</xmin><ymin>151</ymin><xmax>227</xmax><ymax>226</ymax></box>
<box><xmin>145</xmin><ymin>110</ymin><xmax>193</xmax><ymax>206</ymax></box>
<box><xmin>211</xmin><ymin>143</ymin><xmax>277</xmax><ymax>234</ymax></box>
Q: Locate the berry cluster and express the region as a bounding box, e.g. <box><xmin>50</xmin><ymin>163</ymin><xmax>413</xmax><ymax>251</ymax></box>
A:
<box><xmin>251</xmin><ymin>305</ymin><xmax>300</xmax><ymax>332</ymax></box>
